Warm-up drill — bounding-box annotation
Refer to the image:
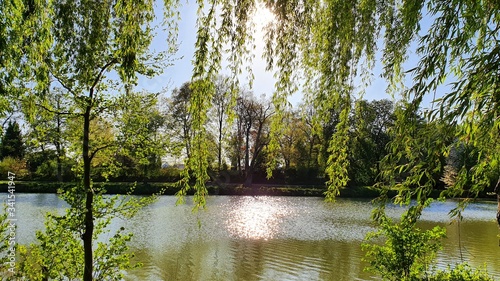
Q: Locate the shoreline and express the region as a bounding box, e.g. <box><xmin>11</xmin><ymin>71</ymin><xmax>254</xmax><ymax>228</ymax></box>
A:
<box><xmin>0</xmin><ymin>181</ymin><xmax>469</xmax><ymax>199</ymax></box>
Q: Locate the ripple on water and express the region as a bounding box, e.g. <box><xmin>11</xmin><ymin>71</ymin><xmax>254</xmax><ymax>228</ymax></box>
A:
<box><xmin>222</xmin><ymin>196</ymin><xmax>375</xmax><ymax>242</ymax></box>
<box><xmin>14</xmin><ymin>194</ymin><xmax>500</xmax><ymax>281</ymax></box>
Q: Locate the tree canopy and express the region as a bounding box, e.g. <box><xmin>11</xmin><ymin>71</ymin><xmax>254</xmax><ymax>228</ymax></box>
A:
<box><xmin>0</xmin><ymin>121</ymin><xmax>24</xmax><ymax>160</ymax></box>
<box><xmin>1</xmin><ymin>0</ymin><xmax>499</xmax><ymax>279</ymax></box>
<box><xmin>3</xmin><ymin>0</ymin><xmax>498</xmax><ymax>207</ymax></box>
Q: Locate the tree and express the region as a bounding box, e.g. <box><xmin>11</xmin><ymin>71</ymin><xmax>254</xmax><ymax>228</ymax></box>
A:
<box><xmin>17</xmin><ymin>189</ymin><xmax>156</xmax><ymax>281</ymax></box>
<box><xmin>276</xmin><ymin>110</ymin><xmax>302</xmax><ymax>170</ymax></box>
<box><xmin>273</xmin><ymin>107</ymin><xmax>321</xmax><ymax>175</ymax></box>
<box><xmin>25</xmin><ymin>89</ymin><xmax>72</xmax><ymax>181</ymax></box>
<box><xmin>0</xmin><ymin>121</ymin><xmax>24</xmax><ymax>160</ymax></box>
<box><xmin>167</xmin><ymin>82</ymin><xmax>194</xmax><ymax>159</ymax></box>
<box><xmin>210</xmin><ymin>76</ymin><xmax>233</xmax><ymax>172</ymax></box>
<box><xmin>3</xmin><ymin>1</ymin><xmax>178</xmax><ymax>280</ymax></box>
<box><xmin>3</xmin><ymin>0</ymin><xmax>498</xmax><ymax>277</ymax></box>
<box><xmin>182</xmin><ymin>0</ymin><xmax>498</xmax><ymax>203</ymax></box>
<box><xmin>183</xmin><ymin>1</ymin><xmax>500</xmax><ymax>278</ymax></box>
<box><xmin>0</xmin><ymin>207</ymin><xmax>15</xmax><ymax>277</ymax></box>
<box><xmin>115</xmin><ymin>90</ymin><xmax>168</xmax><ymax>182</ymax></box>
<box><xmin>232</xmin><ymin>93</ymin><xmax>273</xmax><ymax>186</ymax></box>
<box><xmin>295</xmin><ymin>103</ymin><xmax>322</xmax><ymax>172</ymax></box>
<box><xmin>363</xmin><ymin>205</ymin><xmax>446</xmax><ymax>281</ymax></box>
<box><xmin>348</xmin><ymin>99</ymin><xmax>395</xmax><ymax>186</ymax></box>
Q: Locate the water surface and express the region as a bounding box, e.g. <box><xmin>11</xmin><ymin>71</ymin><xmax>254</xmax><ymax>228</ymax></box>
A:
<box><xmin>12</xmin><ymin>194</ymin><xmax>500</xmax><ymax>280</ymax></box>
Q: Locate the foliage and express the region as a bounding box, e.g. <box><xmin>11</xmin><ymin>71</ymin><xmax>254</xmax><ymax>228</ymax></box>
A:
<box><xmin>18</xmin><ymin>185</ymin><xmax>156</xmax><ymax>280</ymax></box>
<box><xmin>348</xmin><ymin>99</ymin><xmax>395</xmax><ymax>186</ymax></box>
<box><xmin>377</xmin><ymin>104</ymin><xmax>456</xmax><ymax>206</ymax></box>
<box><xmin>2</xmin><ymin>0</ymin><xmax>499</xmax><ymax>278</ymax></box>
<box><xmin>0</xmin><ymin>157</ymin><xmax>28</xmax><ymax>180</ymax></box>
<box><xmin>25</xmin><ymin>89</ymin><xmax>73</xmax><ymax>182</ymax></box>
<box><xmin>167</xmin><ymin>82</ymin><xmax>194</xmax><ymax>159</ymax></box>
<box><xmin>363</xmin><ymin>205</ymin><xmax>446</xmax><ymax>281</ymax></box>
<box><xmin>26</xmin><ymin>149</ymin><xmax>77</xmax><ymax>181</ymax></box>
<box><xmin>274</xmin><ymin>110</ymin><xmax>307</xmax><ymax>170</ymax></box>
<box><xmin>374</xmin><ymin>0</ymin><xmax>500</xmax><ymax>224</ymax></box>
<box><xmin>2</xmin><ymin>0</ymin><xmax>179</xmax><ymax>279</ymax></box>
<box><xmin>18</xmin><ymin>213</ymin><xmax>83</xmax><ymax>280</ymax></box>
<box><xmin>429</xmin><ymin>263</ymin><xmax>494</xmax><ymax>281</ymax></box>
<box><xmin>158</xmin><ymin>167</ymin><xmax>183</xmax><ymax>182</ymax></box>
<box><xmin>0</xmin><ymin>207</ymin><xmax>15</xmax><ymax>279</ymax></box>
<box><xmin>233</xmin><ymin>93</ymin><xmax>273</xmax><ymax>186</ymax></box>
<box><xmin>65</xmin><ymin>116</ymin><xmax>120</xmax><ymax>180</ymax></box>
<box><xmin>209</xmin><ymin>76</ymin><xmax>233</xmax><ymax>172</ymax></box>
<box><xmin>0</xmin><ymin>121</ymin><xmax>24</xmax><ymax>160</ymax></box>
<box><xmin>114</xmin><ymin>90</ymin><xmax>167</xmax><ymax>181</ymax></box>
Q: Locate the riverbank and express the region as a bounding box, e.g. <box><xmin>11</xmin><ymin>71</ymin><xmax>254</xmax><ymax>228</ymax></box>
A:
<box><xmin>0</xmin><ymin>180</ymin><xmax>455</xmax><ymax>198</ymax></box>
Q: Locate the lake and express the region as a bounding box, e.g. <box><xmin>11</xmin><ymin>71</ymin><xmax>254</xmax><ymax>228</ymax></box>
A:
<box><xmin>12</xmin><ymin>194</ymin><xmax>500</xmax><ymax>280</ymax></box>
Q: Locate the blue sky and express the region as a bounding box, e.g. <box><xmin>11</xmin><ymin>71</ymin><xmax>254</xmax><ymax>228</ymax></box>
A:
<box><xmin>137</xmin><ymin>2</ymin><xmax>280</xmax><ymax>101</ymax></box>
<box><xmin>137</xmin><ymin>2</ymin><xmax>446</xmax><ymax>109</ymax></box>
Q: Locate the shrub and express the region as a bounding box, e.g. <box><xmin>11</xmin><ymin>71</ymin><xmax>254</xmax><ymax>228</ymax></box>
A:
<box><xmin>430</xmin><ymin>263</ymin><xmax>494</xmax><ymax>281</ymax></box>
<box><xmin>0</xmin><ymin>209</ymin><xmax>16</xmax><ymax>277</ymax></box>
<box><xmin>158</xmin><ymin>167</ymin><xmax>182</xmax><ymax>182</ymax></box>
<box><xmin>362</xmin><ymin>206</ymin><xmax>446</xmax><ymax>281</ymax></box>
<box><xmin>0</xmin><ymin>157</ymin><xmax>29</xmax><ymax>180</ymax></box>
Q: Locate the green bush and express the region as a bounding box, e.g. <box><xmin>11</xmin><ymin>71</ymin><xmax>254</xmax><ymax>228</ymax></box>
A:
<box><xmin>362</xmin><ymin>206</ymin><xmax>446</xmax><ymax>281</ymax></box>
<box><xmin>0</xmin><ymin>157</ymin><xmax>29</xmax><ymax>180</ymax></box>
<box><xmin>430</xmin><ymin>263</ymin><xmax>494</xmax><ymax>281</ymax></box>
<box><xmin>363</xmin><ymin>205</ymin><xmax>495</xmax><ymax>281</ymax></box>
<box><xmin>157</xmin><ymin>167</ymin><xmax>182</xmax><ymax>182</ymax></box>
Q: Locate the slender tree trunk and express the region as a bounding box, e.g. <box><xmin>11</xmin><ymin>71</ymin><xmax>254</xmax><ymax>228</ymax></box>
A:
<box><xmin>218</xmin><ymin>126</ymin><xmax>222</xmax><ymax>172</ymax></box>
<box><xmin>244</xmin><ymin>166</ymin><xmax>253</xmax><ymax>187</ymax></box>
<box><xmin>82</xmin><ymin>106</ymin><xmax>94</xmax><ymax>281</ymax></box>
<box><xmin>244</xmin><ymin>127</ymin><xmax>251</xmax><ymax>186</ymax></box>
<box><xmin>56</xmin><ymin>151</ymin><xmax>63</xmax><ymax>182</ymax></box>
<box><xmin>56</xmin><ymin>98</ymin><xmax>63</xmax><ymax>182</ymax></box>
<box><xmin>495</xmin><ymin>177</ymin><xmax>500</xmax><ymax>229</ymax></box>
<box><xmin>236</xmin><ymin>116</ymin><xmax>242</xmax><ymax>173</ymax></box>
<box><xmin>308</xmin><ymin>138</ymin><xmax>314</xmax><ymax>169</ymax></box>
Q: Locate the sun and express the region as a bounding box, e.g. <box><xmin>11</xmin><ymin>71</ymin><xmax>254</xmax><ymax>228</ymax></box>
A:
<box><xmin>252</xmin><ymin>3</ymin><xmax>275</xmax><ymax>31</ymax></box>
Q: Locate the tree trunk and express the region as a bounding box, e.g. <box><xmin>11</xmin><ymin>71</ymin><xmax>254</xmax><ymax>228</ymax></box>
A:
<box><xmin>218</xmin><ymin>114</ymin><xmax>223</xmax><ymax>172</ymax></box>
<box><xmin>217</xmin><ymin>135</ymin><xmax>222</xmax><ymax>172</ymax></box>
<box><xmin>244</xmin><ymin>166</ymin><xmax>253</xmax><ymax>188</ymax></box>
<box><xmin>308</xmin><ymin>138</ymin><xmax>314</xmax><ymax>169</ymax></box>
<box><xmin>56</xmin><ymin>98</ymin><xmax>63</xmax><ymax>182</ymax></box>
<box><xmin>56</xmin><ymin>152</ymin><xmax>63</xmax><ymax>182</ymax></box>
<box><xmin>82</xmin><ymin>107</ymin><xmax>94</xmax><ymax>281</ymax></box>
<box><xmin>494</xmin><ymin>177</ymin><xmax>500</xmax><ymax>229</ymax></box>
<box><xmin>244</xmin><ymin>127</ymin><xmax>250</xmax><ymax>173</ymax></box>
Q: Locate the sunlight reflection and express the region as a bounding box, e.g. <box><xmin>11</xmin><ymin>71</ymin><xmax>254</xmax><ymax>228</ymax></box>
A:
<box><xmin>226</xmin><ymin>197</ymin><xmax>290</xmax><ymax>240</ymax></box>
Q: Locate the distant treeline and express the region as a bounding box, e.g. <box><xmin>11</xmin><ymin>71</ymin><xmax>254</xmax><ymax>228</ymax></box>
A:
<box><xmin>0</xmin><ymin>82</ymin><xmax>498</xmax><ymax>194</ymax></box>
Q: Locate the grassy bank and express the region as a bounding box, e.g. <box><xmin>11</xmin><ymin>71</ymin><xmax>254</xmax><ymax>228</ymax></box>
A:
<box><xmin>1</xmin><ymin>181</ymin><xmax>458</xmax><ymax>199</ymax></box>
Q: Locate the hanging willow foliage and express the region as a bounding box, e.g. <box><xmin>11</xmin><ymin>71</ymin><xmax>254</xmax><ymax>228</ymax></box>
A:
<box><xmin>3</xmin><ymin>0</ymin><xmax>498</xmax><ymax>215</ymax></box>
<box><xmin>185</xmin><ymin>0</ymin><xmax>500</xmax><ymax>212</ymax></box>
<box><xmin>185</xmin><ymin>0</ymin><xmax>419</xmax><ymax>203</ymax></box>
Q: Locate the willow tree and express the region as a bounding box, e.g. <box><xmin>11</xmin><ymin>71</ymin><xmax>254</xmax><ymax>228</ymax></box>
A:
<box><xmin>185</xmin><ymin>0</ymin><xmax>499</xmax><ymax>208</ymax></box>
<box><xmin>184</xmin><ymin>0</ymin><xmax>389</xmax><ymax>202</ymax></box>
<box><xmin>184</xmin><ymin>2</ymin><xmax>498</xmax><ymax>278</ymax></box>
<box><xmin>2</xmin><ymin>0</ymin><xmax>179</xmax><ymax>280</ymax></box>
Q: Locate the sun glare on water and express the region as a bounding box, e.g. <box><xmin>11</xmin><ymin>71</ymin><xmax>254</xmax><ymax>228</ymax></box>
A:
<box><xmin>226</xmin><ymin>197</ymin><xmax>291</xmax><ymax>240</ymax></box>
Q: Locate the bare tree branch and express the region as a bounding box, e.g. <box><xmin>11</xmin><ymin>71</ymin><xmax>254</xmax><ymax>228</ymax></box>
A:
<box><xmin>35</xmin><ymin>102</ymin><xmax>82</xmax><ymax>117</ymax></box>
<box><xmin>89</xmin><ymin>144</ymin><xmax>115</xmax><ymax>162</ymax></box>
<box><xmin>50</xmin><ymin>70</ymin><xmax>78</xmax><ymax>97</ymax></box>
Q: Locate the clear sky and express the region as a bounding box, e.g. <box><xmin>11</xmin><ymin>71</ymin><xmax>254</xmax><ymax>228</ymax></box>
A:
<box><xmin>137</xmin><ymin>2</ymin><xmax>447</xmax><ymax>109</ymax></box>
<box><xmin>137</xmin><ymin>2</ymin><xmax>280</xmax><ymax>102</ymax></box>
